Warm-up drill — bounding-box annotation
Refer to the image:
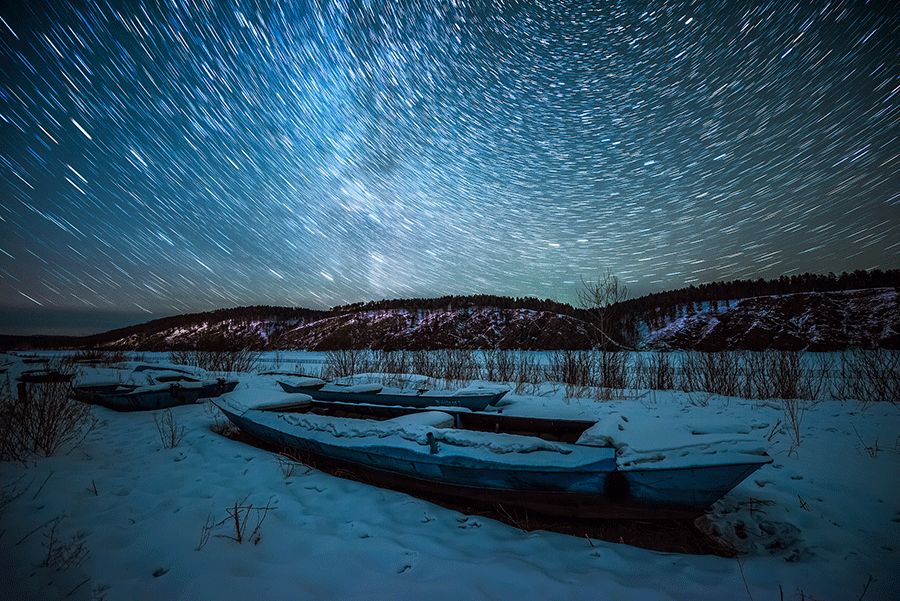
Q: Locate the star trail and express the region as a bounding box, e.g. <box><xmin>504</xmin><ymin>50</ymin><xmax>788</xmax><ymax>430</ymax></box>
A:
<box><xmin>0</xmin><ymin>1</ymin><xmax>897</xmax><ymax>333</ymax></box>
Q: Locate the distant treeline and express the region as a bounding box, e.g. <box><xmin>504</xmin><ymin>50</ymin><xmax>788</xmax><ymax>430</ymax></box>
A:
<box><xmin>608</xmin><ymin>269</ymin><xmax>900</xmax><ymax>327</ymax></box>
<box><xmin>331</xmin><ymin>294</ymin><xmax>578</xmax><ymax>316</ymax></box>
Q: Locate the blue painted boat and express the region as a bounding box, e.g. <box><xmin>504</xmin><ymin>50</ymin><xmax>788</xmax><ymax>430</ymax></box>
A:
<box><xmin>215</xmin><ymin>397</ymin><xmax>770</xmax><ymax>519</ymax></box>
<box><xmin>277</xmin><ymin>380</ymin><xmax>507</xmax><ymax>411</ymax></box>
<box><xmin>82</xmin><ymin>382</ymin><xmax>207</xmax><ymax>411</ymax></box>
<box><xmin>198</xmin><ymin>378</ymin><xmax>239</xmax><ymax>399</ymax></box>
<box><xmin>72</xmin><ymin>382</ymin><xmax>137</xmax><ymax>403</ymax></box>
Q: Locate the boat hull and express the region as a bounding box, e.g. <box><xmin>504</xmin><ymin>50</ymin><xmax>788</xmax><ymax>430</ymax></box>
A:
<box><xmin>277</xmin><ymin>381</ymin><xmax>505</xmax><ymax>411</ymax></box>
<box><xmin>198</xmin><ymin>379</ymin><xmax>239</xmax><ymax>399</ymax></box>
<box><xmin>218</xmin><ymin>403</ymin><xmax>768</xmax><ymax>519</ymax></box>
<box><xmin>86</xmin><ymin>386</ymin><xmax>204</xmax><ymax>411</ymax></box>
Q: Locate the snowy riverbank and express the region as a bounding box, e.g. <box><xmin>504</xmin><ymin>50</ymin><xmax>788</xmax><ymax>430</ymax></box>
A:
<box><xmin>1</xmin><ymin>353</ymin><xmax>897</xmax><ymax>600</ymax></box>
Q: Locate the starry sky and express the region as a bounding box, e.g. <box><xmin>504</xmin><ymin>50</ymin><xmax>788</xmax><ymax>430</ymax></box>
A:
<box><xmin>1</xmin><ymin>1</ymin><xmax>898</xmax><ymax>334</ymax></box>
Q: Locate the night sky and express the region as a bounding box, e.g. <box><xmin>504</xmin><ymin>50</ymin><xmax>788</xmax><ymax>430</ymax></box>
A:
<box><xmin>1</xmin><ymin>1</ymin><xmax>897</xmax><ymax>334</ymax></box>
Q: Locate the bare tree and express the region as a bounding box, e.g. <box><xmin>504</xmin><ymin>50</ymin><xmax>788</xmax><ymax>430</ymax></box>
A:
<box><xmin>577</xmin><ymin>268</ymin><xmax>630</xmax><ymax>350</ymax></box>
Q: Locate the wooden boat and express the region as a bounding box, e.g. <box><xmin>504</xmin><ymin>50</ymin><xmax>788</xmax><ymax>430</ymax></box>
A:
<box><xmin>198</xmin><ymin>378</ymin><xmax>239</xmax><ymax>398</ymax></box>
<box><xmin>72</xmin><ymin>362</ymin><xmax>238</xmax><ymax>410</ymax></box>
<box><xmin>156</xmin><ymin>377</ymin><xmax>239</xmax><ymax>396</ymax></box>
<box><xmin>277</xmin><ymin>380</ymin><xmax>507</xmax><ymax>411</ymax></box>
<box><xmin>78</xmin><ymin>382</ymin><xmax>207</xmax><ymax>411</ymax></box>
<box><xmin>215</xmin><ymin>396</ymin><xmax>771</xmax><ymax>519</ymax></box>
<box><xmin>72</xmin><ymin>382</ymin><xmax>137</xmax><ymax>403</ymax></box>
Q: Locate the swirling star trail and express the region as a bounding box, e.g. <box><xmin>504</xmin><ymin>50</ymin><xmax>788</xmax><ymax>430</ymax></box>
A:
<box><xmin>0</xmin><ymin>1</ymin><xmax>897</xmax><ymax>331</ymax></box>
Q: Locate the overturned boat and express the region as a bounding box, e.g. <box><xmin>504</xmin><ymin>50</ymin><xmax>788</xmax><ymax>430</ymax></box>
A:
<box><xmin>215</xmin><ymin>395</ymin><xmax>771</xmax><ymax>519</ymax></box>
<box><xmin>277</xmin><ymin>378</ymin><xmax>507</xmax><ymax>411</ymax></box>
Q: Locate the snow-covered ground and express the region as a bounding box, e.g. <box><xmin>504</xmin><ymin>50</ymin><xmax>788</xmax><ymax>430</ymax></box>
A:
<box><xmin>1</xmin><ymin>352</ymin><xmax>898</xmax><ymax>600</ymax></box>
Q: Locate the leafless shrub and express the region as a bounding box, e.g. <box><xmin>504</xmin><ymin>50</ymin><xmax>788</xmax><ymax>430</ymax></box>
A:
<box><xmin>780</xmin><ymin>351</ymin><xmax>825</xmax><ymax>400</ymax></box>
<box><xmin>196</xmin><ymin>512</ymin><xmax>216</xmax><ymax>550</ymax></box>
<box><xmin>632</xmin><ymin>354</ymin><xmax>648</xmax><ymax>389</ymax></box>
<box><xmin>275</xmin><ymin>452</ymin><xmax>310</xmax><ymax>480</ymax></box>
<box><xmin>170</xmin><ymin>334</ymin><xmax>259</xmax><ymax>373</ymax></box>
<box><xmin>410</xmin><ymin>351</ymin><xmax>437</xmax><ymax>378</ymax></box>
<box><xmin>546</xmin><ymin>350</ymin><xmax>594</xmax><ymax>397</ymax></box>
<box><xmin>482</xmin><ymin>349</ymin><xmax>516</xmax><ymax>382</ymax></box>
<box><xmin>321</xmin><ymin>349</ymin><xmax>367</xmax><ymax>379</ymax></box>
<box><xmin>782</xmin><ymin>398</ymin><xmax>805</xmax><ymax>455</ymax></box>
<box><xmin>513</xmin><ymin>353</ymin><xmax>542</xmax><ymax>394</ymax></box>
<box><xmin>376</xmin><ymin>350</ymin><xmax>410</xmax><ymax>375</ymax></box>
<box><xmin>678</xmin><ymin>352</ymin><xmax>742</xmax><ymax>397</ymax></box>
<box><xmin>635</xmin><ymin>352</ymin><xmax>675</xmax><ymax>390</ymax></box>
<box><xmin>0</xmin><ymin>362</ymin><xmax>96</xmax><ymax>462</ymax></box>
<box><xmin>433</xmin><ymin>349</ymin><xmax>479</xmax><ymax>384</ymax></box>
<box><xmin>596</xmin><ymin>350</ymin><xmax>629</xmax><ymax>390</ymax></box>
<box><xmin>210</xmin><ymin>418</ymin><xmax>240</xmax><ymax>438</ymax></box>
<box><xmin>742</xmin><ymin>351</ymin><xmax>822</xmax><ymax>401</ymax></box>
<box><xmin>852</xmin><ymin>426</ymin><xmax>881</xmax><ymax>458</ymax></box>
<box><xmin>204</xmin><ymin>399</ymin><xmax>236</xmax><ymax>437</ymax></box>
<box><xmin>39</xmin><ymin>516</ymin><xmax>89</xmax><ymax>570</ymax></box>
<box><xmin>836</xmin><ymin>349</ymin><xmax>899</xmax><ymax>405</ymax></box>
<box><xmin>170</xmin><ymin>347</ymin><xmax>259</xmax><ymax>373</ymax></box>
<box><xmin>154</xmin><ymin>409</ymin><xmax>184</xmax><ymax>449</ymax></box>
<box><xmin>70</xmin><ymin>349</ymin><xmax>126</xmax><ymax>366</ymax></box>
<box><xmin>687</xmin><ymin>391</ymin><xmax>713</xmax><ymax>407</ymax></box>
<box><xmin>742</xmin><ymin>352</ymin><xmax>769</xmax><ymax>399</ymax></box>
<box><xmin>677</xmin><ymin>352</ymin><xmax>701</xmax><ymax>393</ymax></box>
<box><xmin>197</xmin><ymin>495</ymin><xmax>277</xmax><ymax>549</ymax></box>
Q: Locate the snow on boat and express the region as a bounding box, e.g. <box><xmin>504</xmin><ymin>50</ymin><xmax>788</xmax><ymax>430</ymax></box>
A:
<box><xmin>78</xmin><ymin>382</ymin><xmax>207</xmax><ymax>411</ymax></box>
<box><xmin>215</xmin><ymin>395</ymin><xmax>771</xmax><ymax>519</ymax></box>
<box><xmin>144</xmin><ymin>374</ymin><xmax>239</xmax><ymax>398</ymax></box>
<box><xmin>72</xmin><ymin>382</ymin><xmax>138</xmax><ymax>403</ymax></box>
<box><xmin>72</xmin><ymin>365</ymin><xmax>238</xmax><ymax>411</ymax></box>
<box><xmin>276</xmin><ymin>378</ymin><xmax>508</xmax><ymax>411</ymax></box>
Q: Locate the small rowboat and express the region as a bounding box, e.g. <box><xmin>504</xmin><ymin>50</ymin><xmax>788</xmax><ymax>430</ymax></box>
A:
<box><xmin>215</xmin><ymin>395</ymin><xmax>771</xmax><ymax>519</ymax></box>
<box><xmin>78</xmin><ymin>382</ymin><xmax>206</xmax><ymax>411</ymax></box>
<box><xmin>277</xmin><ymin>379</ymin><xmax>507</xmax><ymax>411</ymax></box>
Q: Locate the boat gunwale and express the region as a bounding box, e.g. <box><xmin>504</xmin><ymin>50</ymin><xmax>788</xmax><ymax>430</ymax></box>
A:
<box><xmin>251</xmin><ymin>398</ymin><xmax>600</xmax><ymax>444</ymax></box>
<box><xmin>277</xmin><ymin>379</ymin><xmax>507</xmax><ymax>399</ymax></box>
<box><xmin>217</xmin><ymin>400</ymin><xmax>770</xmax><ymax>473</ymax></box>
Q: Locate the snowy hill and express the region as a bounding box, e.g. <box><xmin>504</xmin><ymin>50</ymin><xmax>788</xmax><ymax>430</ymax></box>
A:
<box><xmin>106</xmin><ymin>306</ymin><xmax>596</xmax><ymax>351</ymax></box>
<box><xmin>2</xmin><ymin>288</ymin><xmax>897</xmax><ymax>351</ymax></box>
<box><xmin>643</xmin><ymin>288</ymin><xmax>899</xmax><ymax>351</ymax></box>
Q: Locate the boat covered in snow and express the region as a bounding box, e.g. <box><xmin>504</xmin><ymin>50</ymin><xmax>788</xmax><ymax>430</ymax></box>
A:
<box><xmin>215</xmin><ymin>394</ymin><xmax>771</xmax><ymax>519</ymax></box>
<box><xmin>277</xmin><ymin>378</ymin><xmax>507</xmax><ymax>411</ymax></box>
<box><xmin>73</xmin><ymin>369</ymin><xmax>238</xmax><ymax>411</ymax></box>
<box><xmin>76</xmin><ymin>381</ymin><xmax>208</xmax><ymax>411</ymax></box>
